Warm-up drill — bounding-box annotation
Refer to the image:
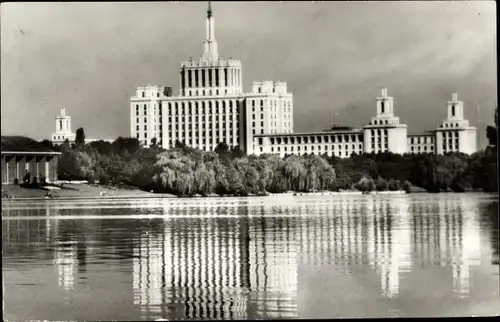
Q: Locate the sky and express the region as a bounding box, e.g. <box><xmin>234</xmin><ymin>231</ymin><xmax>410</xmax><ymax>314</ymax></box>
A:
<box><xmin>1</xmin><ymin>1</ymin><xmax>496</xmax><ymax>149</ymax></box>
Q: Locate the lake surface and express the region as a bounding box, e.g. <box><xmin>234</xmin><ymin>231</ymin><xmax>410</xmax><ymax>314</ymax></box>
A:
<box><xmin>2</xmin><ymin>193</ymin><xmax>499</xmax><ymax>320</ymax></box>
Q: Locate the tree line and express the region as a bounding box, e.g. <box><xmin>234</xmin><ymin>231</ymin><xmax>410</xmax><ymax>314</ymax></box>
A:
<box><xmin>40</xmin><ymin>118</ymin><xmax>497</xmax><ymax>196</ymax></box>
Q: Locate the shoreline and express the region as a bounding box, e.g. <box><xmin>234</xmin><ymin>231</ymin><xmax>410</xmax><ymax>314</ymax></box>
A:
<box><xmin>0</xmin><ymin>191</ymin><xmax>391</xmax><ymax>202</ymax></box>
<box><xmin>1</xmin><ymin>183</ymin><xmax>487</xmax><ymax>202</ymax></box>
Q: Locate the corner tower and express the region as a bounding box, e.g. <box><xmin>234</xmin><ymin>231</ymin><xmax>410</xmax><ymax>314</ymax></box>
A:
<box><xmin>51</xmin><ymin>108</ymin><xmax>76</xmax><ymax>145</ymax></box>
<box><xmin>434</xmin><ymin>93</ymin><xmax>476</xmax><ymax>154</ymax></box>
<box><xmin>362</xmin><ymin>88</ymin><xmax>408</xmax><ymax>154</ymax></box>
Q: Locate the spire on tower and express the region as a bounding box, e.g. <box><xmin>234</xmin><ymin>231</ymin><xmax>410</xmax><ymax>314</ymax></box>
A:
<box><xmin>207</xmin><ymin>1</ymin><xmax>212</xmax><ymax>18</ymax></box>
<box><xmin>202</xmin><ymin>0</ymin><xmax>219</xmax><ymax>61</ymax></box>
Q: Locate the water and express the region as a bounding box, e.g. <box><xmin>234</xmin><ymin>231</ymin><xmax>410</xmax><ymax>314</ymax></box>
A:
<box><xmin>2</xmin><ymin>193</ymin><xmax>499</xmax><ymax>320</ymax></box>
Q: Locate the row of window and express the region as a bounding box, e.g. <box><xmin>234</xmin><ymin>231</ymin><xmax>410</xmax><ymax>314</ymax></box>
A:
<box><xmin>442</xmin><ymin>144</ymin><xmax>459</xmax><ymax>151</ymax></box>
<box><xmin>135</xmin><ymin>101</ymin><xmax>241</xmax><ymax>116</ymax></box>
<box><xmin>410</xmin><ymin>137</ymin><xmax>433</xmax><ymax>144</ymax></box>
<box><xmin>268</xmin><ymin>134</ymin><xmax>363</xmax><ymax>145</ymax></box>
<box><xmin>411</xmin><ymin>146</ymin><xmax>434</xmax><ymax>152</ymax></box>
<box><xmin>136</xmin><ymin>117</ymin><xmax>162</xmax><ymax>124</ymax></box>
<box><xmin>168</xmin><ymin>137</ymin><xmax>238</xmax><ymax>146</ymax></box>
<box><xmin>442</xmin><ymin>131</ymin><xmax>458</xmax><ymax>138</ymax></box>
<box><xmin>269</xmin><ymin>144</ymin><xmax>363</xmax><ymax>152</ymax></box>
<box><xmin>183</xmin><ymin>88</ymin><xmax>237</xmax><ymax>96</ymax></box>
<box><xmin>167</xmin><ymin>123</ymin><xmax>238</xmax><ymax>130</ymax></box>
<box><xmin>370</xmin><ymin>129</ymin><xmax>388</xmax><ymax>136</ymax></box>
<box><xmin>167</xmin><ymin>100</ymin><xmax>239</xmax><ymax>115</ymax></box>
<box><xmin>181</xmin><ymin>67</ymin><xmax>239</xmax><ymax>89</ymax></box>
<box><xmin>441</xmin><ymin>123</ymin><xmax>461</xmax><ymax>128</ymax></box>
<box><xmin>135</xmin><ymin>105</ymin><xmax>162</xmax><ymax>116</ymax></box>
<box><xmin>266</xmin><ymin>149</ymin><xmax>355</xmax><ymax>158</ymax></box>
<box><xmin>52</xmin><ymin>135</ymin><xmax>71</xmax><ymax>140</ymax></box>
<box><xmin>370</xmin><ymin>119</ymin><xmax>393</xmax><ymax>126</ymax></box>
<box><xmin>166</xmin><ymin>116</ymin><xmax>238</xmax><ymax>123</ymax></box>
<box><xmin>250</xmin><ymin>99</ymin><xmax>291</xmax><ymax>109</ymax></box>
<box><xmin>168</xmin><ymin>128</ymin><xmax>240</xmax><ymax>137</ymax></box>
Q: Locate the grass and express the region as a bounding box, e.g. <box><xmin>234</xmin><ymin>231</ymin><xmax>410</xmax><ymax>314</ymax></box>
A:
<box><xmin>1</xmin><ymin>183</ymin><xmax>166</xmax><ymax>200</ymax></box>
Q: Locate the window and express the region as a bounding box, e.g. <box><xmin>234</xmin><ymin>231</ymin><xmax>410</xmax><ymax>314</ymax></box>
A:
<box><xmin>381</xmin><ymin>101</ymin><xmax>385</xmax><ymax>113</ymax></box>
<box><xmin>451</xmin><ymin>104</ymin><xmax>455</xmax><ymax>117</ymax></box>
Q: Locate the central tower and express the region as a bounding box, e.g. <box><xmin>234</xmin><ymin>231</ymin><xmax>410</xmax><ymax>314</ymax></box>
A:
<box><xmin>179</xmin><ymin>1</ymin><xmax>243</xmax><ymax>97</ymax></box>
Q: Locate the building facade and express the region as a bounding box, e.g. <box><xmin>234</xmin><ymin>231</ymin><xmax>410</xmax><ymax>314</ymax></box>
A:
<box><xmin>130</xmin><ymin>3</ymin><xmax>293</xmax><ymax>153</ymax></box>
<box><xmin>51</xmin><ymin>108</ymin><xmax>113</xmax><ymax>145</ymax></box>
<box><xmin>130</xmin><ymin>3</ymin><xmax>477</xmax><ymax>157</ymax></box>
<box><xmin>52</xmin><ymin>108</ymin><xmax>76</xmax><ymax>145</ymax></box>
<box><xmin>1</xmin><ymin>136</ymin><xmax>61</xmax><ymax>184</ymax></box>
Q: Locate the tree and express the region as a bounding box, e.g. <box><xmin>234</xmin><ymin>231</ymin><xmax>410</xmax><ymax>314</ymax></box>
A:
<box><xmin>150</xmin><ymin>137</ymin><xmax>159</xmax><ymax>149</ymax></box>
<box><xmin>354</xmin><ymin>176</ymin><xmax>375</xmax><ymax>192</ymax></box>
<box><xmin>112</xmin><ymin>137</ymin><xmax>141</xmax><ymax>156</ymax></box>
<box><xmin>58</xmin><ymin>149</ymin><xmax>84</xmax><ymax>180</ymax></box>
<box><xmin>486</xmin><ymin>126</ymin><xmax>497</xmax><ymax>146</ymax></box>
<box><xmin>40</xmin><ymin>139</ymin><xmax>54</xmax><ymax>150</ymax></box>
<box><xmin>75</xmin><ymin>128</ymin><xmax>86</xmax><ymax>146</ymax></box>
<box><xmin>230</xmin><ymin>145</ymin><xmax>245</xmax><ymax>159</ymax></box>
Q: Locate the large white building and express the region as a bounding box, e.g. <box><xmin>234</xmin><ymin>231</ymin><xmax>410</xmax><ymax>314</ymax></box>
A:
<box><xmin>130</xmin><ymin>3</ymin><xmax>476</xmax><ymax>157</ymax></box>
<box><xmin>130</xmin><ymin>2</ymin><xmax>292</xmax><ymax>153</ymax></box>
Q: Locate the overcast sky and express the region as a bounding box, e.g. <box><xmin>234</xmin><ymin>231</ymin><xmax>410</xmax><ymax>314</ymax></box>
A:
<box><xmin>1</xmin><ymin>1</ymin><xmax>496</xmax><ymax>148</ymax></box>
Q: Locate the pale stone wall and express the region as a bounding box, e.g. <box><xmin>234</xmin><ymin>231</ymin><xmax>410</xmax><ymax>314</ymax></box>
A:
<box><xmin>253</xmin><ymin>131</ymin><xmax>364</xmax><ymax>158</ymax></box>
<box><xmin>407</xmin><ymin>134</ymin><xmax>435</xmax><ymax>154</ymax></box>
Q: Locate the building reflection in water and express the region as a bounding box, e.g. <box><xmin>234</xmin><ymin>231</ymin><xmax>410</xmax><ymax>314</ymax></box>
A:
<box><xmin>129</xmin><ymin>195</ymin><xmax>490</xmax><ymax>318</ymax></box>
<box><xmin>47</xmin><ymin>205</ymin><xmax>81</xmax><ymax>291</ymax></box>
<box><xmin>2</xmin><ymin>195</ymin><xmax>495</xmax><ymax>320</ymax></box>
<box><xmin>410</xmin><ymin>196</ymin><xmax>483</xmax><ymax>299</ymax></box>
<box><xmin>248</xmin><ymin>206</ymin><xmax>298</xmax><ymax>319</ymax></box>
<box><xmin>2</xmin><ymin>202</ymin><xmax>87</xmax><ymax>292</ymax></box>
<box><xmin>132</xmin><ymin>199</ymin><xmax>299</xmax><ymax>320</ymax></box>
<box><xmin>363</xmin><ymin>197</ymin><xmax>412</xmax><ymax>299</ymax></box>
<box><xmin>133</xmin><ymin>200</ymin><xmax>253</xmax><ymax>320</ymax></box>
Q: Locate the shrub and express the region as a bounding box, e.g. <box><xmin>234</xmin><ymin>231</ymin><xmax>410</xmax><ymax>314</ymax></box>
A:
<box><xmin>86</xmin><ymin>173</ymin><xmax>96</xmax><ymax>184</ymax></box>
<box><xmin>375</xmin><ymin>177</ymin><xmax>389</xmax><ymax>191</ymax></box>
<box><xmin>402</xmin><ymin>180</ymin><xmax>411</xmax><ymax>193</ymax></box>
<box><xmin>99</xmin><ymin>172</ymin><xmax>110</xmax><ymax>185</ymax></box>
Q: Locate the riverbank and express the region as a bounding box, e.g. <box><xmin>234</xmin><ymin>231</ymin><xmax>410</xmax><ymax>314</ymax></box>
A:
<box><xmin>1</xmin><ymin>182</ymin><xmax>483</xmax><ymax>202</ymax></box>
<box><xmin>1</xmin><ymin>183</ymin><xmax>407</xmax><ymax>201</ymax></box>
